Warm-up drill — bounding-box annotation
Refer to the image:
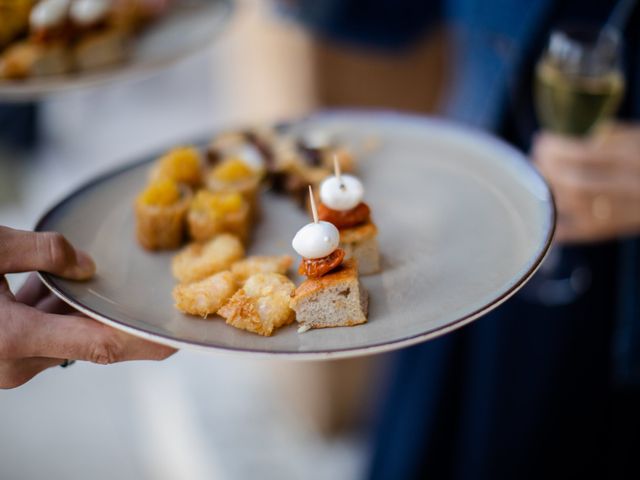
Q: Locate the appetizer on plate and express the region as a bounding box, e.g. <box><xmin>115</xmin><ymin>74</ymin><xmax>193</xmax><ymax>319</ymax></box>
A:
<box><xmin>291</xmin><ymin>259</ymin><xmax>368</xmax><ymax>330</ymax></box>
<box><xmin>269</xmin><ymin>130</ymin><xmax>356</xmax><ymax>206</ymax></box>
<box><xmin>172</xmin><ymin>233</ymin><xmax>244</xmax><ymax>284</ymax></box>
<box><xmin>172</xmin><ymin>270</ymin><xmax>237</xmax><ymax>317</ymax></box>
<box><xmin>187</xmin><ymin>190</ymin><xmax>250</xmax><ymax>243</ymax></box>
<box><xmin>149</xmin><ymin>146</ymin><xmax>203</xmax><ymax>188</ymax></box>
<box><xmin>290</xmin><ymin>187</ymin><xmax>368</xmax><ymax>330</ymax></box>
<box><xmin>218</xmin><ymin>272</ymin><xmax>296</xmax><ymax>336</ymax></box>
<box><xmin>318</xmin><ymin>159</ymin><xmax>380</xmax><ymax>275</ymax></box>
<box><xmin>135</xmin><ymin>178</ymin><xmax>191</xmax><ymax>250</ymax></box>
<box><xmin>206</xmin><ymin>129</ymin><xmax>268</xmax><ymax>174</ymax></box>
<box><xmin>206</xmin><ymin>157</ymin><xmax>262</xmax><ymax>218</ymax></box>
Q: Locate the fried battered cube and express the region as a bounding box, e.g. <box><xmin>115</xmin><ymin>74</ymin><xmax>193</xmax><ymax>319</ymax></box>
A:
<box><xmin>172</xmin><ymin>233</ymin><xmax>244</xmax><ymax>283</ymax></box>
<box><xmin>217</xmin><ymin>273</ymin><xmax>295</xmax><ymax>336</ymax></box>
<box><xmin>172</xmin><ymin>271</ymin><xmax>237</xmax><ymax>317</ymax></box>
<box><xmin>230</xmin><ymin>255</ymin><xmax>293</xmax><ymax>284</ymax></box>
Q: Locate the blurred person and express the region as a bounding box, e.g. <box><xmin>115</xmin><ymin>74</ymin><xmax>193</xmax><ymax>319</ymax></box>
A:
<box><xmin>283</xmin><ymin>0</ymin><xmax>640</xmax><ymax>479</ymax></box>
<box><xmin>0</xmin><ymin>226</ymin><xmax>174</xmax><ymax>389</ymax></box>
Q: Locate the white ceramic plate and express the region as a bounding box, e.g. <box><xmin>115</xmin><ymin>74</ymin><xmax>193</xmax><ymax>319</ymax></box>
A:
<box><xmin>0</xmin><ymin>0</ymin><xmax>232</xmax><ymax>101</ymax></box>
<box><xmin>36</xmin><ymin>111</ymin><xmax>555</xmax><ymax>360</ymax></box>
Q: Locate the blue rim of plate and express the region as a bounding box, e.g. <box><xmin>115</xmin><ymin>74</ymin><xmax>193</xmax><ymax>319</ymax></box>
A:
<box><xmin>0</xmin><ymin>0</ymin><xmax>234</xmax><ymax>102</ymax></box>
<box><xmin>35</xmin><ymin>110</ymin><xmax>557</xmax><ymax>360</ymax></box>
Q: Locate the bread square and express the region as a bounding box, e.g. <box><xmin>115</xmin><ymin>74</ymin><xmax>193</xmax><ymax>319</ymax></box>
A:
<box><xmin>340</xmin><ymin>221</ymin><xmax>380</xmax><ymax>275</ymax></box>
<box><xmin>290</xmin><ymin>260</ymin><xmax>368</xmax><ymax>329</ymax></box>
<box><xmin>218</xmin><ymin>273</ymin><xmax>295</xmax><ymax>336</ymax></box>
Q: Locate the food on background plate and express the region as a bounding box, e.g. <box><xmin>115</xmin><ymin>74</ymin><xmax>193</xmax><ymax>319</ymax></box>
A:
<box><xmin>173</xmin><ymin>270</ymin><xmax>237</xmax><ymax>317</ymax></box>
<box><xmin>0</xmin><ymin>0</ymin><xmax>167</xmax><ymax>80</ymax></box>
<box><xmin>290</xmin><ymin>187</ymin><xmax>368</xmax><ymax>331</ymax></box>
<box><xmin>71</xmin><ymin>0</ymin><xmax>129</xmax><ymax>71</ymax></box>
<box><xmin>230</xmin><ymin>254</ymin><xmax>293</xmax><ymax>284</ymax></box>
<box><xmin>172</xmin><ymin>233</ymin><xmax>244</xmax><ymax>284</ymax></box>
<box><xmin>73</xmin><ymin>27</ymin><xmax>128</xmax><ymax>71</ymax></box>
<box><xmin>135</xmin><ymin>178</ymin><xmax>191</xmax><ymax>250</ymax></box>
<box><xmin>318</xmin><ymin>159</ymin><xmax>380</xmax><ymax>275</ymax></box>
<box><xmin>0</xmin><ymin>0</ymin><xmax>33</xmax><ymax>50</ymax></box>
<box><xmin>0</xmin><ymin>41</ymin><xmax>72</xmax><ymax>79</ymax></box>
<box><xmin>218</xmin><ymin>272</ymin><xmax>295</xmax><ymax>336</ymax></box>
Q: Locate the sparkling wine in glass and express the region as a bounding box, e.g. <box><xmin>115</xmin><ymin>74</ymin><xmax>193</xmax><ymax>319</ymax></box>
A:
<box><xmin>535</xmin><ymin>26</ymin><xmax>625</xmax><ymax>137</ymax></box>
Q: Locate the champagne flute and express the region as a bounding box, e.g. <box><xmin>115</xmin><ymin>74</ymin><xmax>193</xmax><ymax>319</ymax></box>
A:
<box><xmin>535</xmin><ymin>26</ymin><xmax>624</xmax><ymax>137</ymax></box>
<box><xmin>527</xmin><ymin>25</ymin><xmax>625</xmax><ymax>305</ymax></box>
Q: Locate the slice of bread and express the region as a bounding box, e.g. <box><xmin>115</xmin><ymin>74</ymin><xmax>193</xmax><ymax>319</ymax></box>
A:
<box><xmin>172</xmin><ymin>233</ymin><xmax>244</xmax><ymax>283</ymax></box>
<box><xmin>340</xmin><ymin>221</ymin><xmax>380</xmax><ymax>275</ymax></box>
<box><xmin>218</xmin><ymin>273</ymin><xmax>295</xmax><ymax>336</ymax></box>
<box><xmin>173</xmin><ymin>271</ymin><xmax>237</xmax><ymax>317</ymax></box>
<box><xmin>290</xmin><ymin>260</ymin><xmax>368</xmax><ymax>329</ymax></box>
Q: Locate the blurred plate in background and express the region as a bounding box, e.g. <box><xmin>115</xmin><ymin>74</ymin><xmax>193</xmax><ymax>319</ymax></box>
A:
<box><xmin>36</xmin><ymin>110</ymin><xmax>555</xmax><ymax>360</ymax></box>
<box><xmin>0</xmin><ymin>0</ymin><xmax>233</xmax><ymax>101</ymax></box>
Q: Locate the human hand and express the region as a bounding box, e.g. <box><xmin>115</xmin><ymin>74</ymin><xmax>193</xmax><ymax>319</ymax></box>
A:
<box><xmin>0</xmin><ymin>226</ymin><xmax>175</xmax><ymax>389</ymax></box>
<box><xmin>532</xmin><ymin>125</ymin><xmax>640</xmax><ymax>244</ymax></box>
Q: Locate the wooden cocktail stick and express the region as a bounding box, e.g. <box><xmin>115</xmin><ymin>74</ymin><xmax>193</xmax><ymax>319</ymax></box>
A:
<box><xmin>309</xmin><ymin>185</ymin><xmax>319</xmax><ymax>223</ymax></box>
<box><xmin>333</xmin><ymin>155</ymin><xmax>345</xmax><ymax>190</ymax></box>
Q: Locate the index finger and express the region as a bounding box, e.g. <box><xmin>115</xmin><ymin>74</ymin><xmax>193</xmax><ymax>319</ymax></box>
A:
<box><xmin>0</xmin><ymin>226</ymin><xmax>95</xmax><ymax>279</ymax></box>
<box><xmin>12</xmin><ymin>303</ymin><xmax>176</xmax><ymax>363</ymax></box>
